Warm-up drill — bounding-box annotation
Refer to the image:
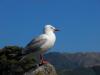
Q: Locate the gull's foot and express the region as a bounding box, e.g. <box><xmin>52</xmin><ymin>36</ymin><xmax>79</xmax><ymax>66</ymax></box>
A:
<box><xmin>39</xmin><ymin>60</ymin><xmax>48</xmax><ymax>66</ymax></box>
<box><xmin>42</xmin><ymin>60</ymin><xmax>48</xmax><ymax>64</ymax></box>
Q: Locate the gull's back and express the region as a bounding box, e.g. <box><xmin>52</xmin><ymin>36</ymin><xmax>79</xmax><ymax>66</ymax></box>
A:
<box><xmin>22</xmin><ymin>34</ymin><xmax>48</xmax><ymax>55</ymax></box>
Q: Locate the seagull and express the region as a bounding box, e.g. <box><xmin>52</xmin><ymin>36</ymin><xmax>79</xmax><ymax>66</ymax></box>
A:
<box><xmin>22</xmin><ymin>25</ymin><xmax>59</xmax><ymax>64</ymax></box>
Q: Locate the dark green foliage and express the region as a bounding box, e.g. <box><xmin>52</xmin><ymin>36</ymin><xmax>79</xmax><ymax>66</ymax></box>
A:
<box><xmin>0</xmin><ymin>46</ymin><xmax>36</xmax><ymax>75</ymax></box>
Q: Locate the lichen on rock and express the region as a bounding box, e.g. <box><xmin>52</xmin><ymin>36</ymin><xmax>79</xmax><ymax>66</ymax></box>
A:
<box><xmin>24</xmin><ymin>63</ymin><xmax>57</xmax><ymax>75</ymax></box>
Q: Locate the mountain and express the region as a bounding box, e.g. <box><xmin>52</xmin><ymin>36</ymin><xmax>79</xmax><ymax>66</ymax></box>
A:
<box><xmin>45</xmin><ymin>52</ymin><xmax>79</xmax><ymax>70</ymax></box>
<box><xmin>45</xmin><ymin>52</ymin><xmax>100</xmax><ymax>75</ymax></box>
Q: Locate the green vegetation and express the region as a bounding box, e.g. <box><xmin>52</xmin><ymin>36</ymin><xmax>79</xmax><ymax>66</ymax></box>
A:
<box><xmin>0</xmin><ymin>46</ymin><xmax>36</xmax><ymax>75</ymax></box>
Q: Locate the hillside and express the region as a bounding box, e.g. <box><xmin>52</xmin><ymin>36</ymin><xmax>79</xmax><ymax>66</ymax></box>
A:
<box><xmin>45</xmin><ymin>52</ymin><xmax>100</xmax><ymax>75</ymax></box>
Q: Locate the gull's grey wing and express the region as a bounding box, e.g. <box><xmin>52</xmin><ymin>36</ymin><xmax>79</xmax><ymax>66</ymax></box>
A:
<box><xmin>26</xmin><ymin>38</ymin><xmax>47</xmax><ymax>49</ymax></box>
<box><xmin>23</xmin><ymin>35</ymin><xmax>47</xmax><ymax>54</ymax></box>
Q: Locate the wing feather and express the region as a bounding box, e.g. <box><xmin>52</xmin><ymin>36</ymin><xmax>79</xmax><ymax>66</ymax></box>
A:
<box><xmin>23</xmin><ymin>35</ymin><xmax>47</xmax><ymax>54</ymax></box>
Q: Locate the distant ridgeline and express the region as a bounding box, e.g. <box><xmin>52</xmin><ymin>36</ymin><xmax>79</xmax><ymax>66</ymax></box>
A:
<box><xmin>45</xmin><ymin>52</ymin><xmax>100</xmax><ymax>75</ymax></box>
<box><xmin>0</xmin><ymin>46</ymin><xmax>36</xmax><ymax>75</ymax></box>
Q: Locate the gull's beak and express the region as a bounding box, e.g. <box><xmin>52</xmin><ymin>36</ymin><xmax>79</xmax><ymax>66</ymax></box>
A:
<box><xmin>54</xmin><ymin>29</ymin><xmax>60</xmax><ymax>31</ymax></box>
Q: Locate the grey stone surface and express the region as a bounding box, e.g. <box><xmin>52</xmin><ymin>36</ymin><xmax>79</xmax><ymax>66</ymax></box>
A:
<box><xmin>24</xmin><ymin>63</ymin><xmax>57</xmax><ymax>75</ymax></box>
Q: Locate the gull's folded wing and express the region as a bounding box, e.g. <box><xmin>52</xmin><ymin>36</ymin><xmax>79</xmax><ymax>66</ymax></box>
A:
<box><xmin>23</xmin><ymin>35</ymin><xmax>47</xmax><ymax>54</ymax></box>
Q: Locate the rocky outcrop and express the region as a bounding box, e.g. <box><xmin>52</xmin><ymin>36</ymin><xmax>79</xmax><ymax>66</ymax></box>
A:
<box><xmin>24</xmin><ymin>63</ymin><xmax>57</xmax><ymax>75</ymax></box>
<box><xmin>0</xmin><ymin>46</ymin><xmax>57</xmax><ymax>75</ymax></box>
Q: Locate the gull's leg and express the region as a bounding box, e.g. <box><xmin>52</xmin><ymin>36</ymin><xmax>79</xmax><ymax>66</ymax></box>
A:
<box><xmin>40</xmin><ymin>54</ymin><xmax>48</xmax><ymax>65</ymax></box>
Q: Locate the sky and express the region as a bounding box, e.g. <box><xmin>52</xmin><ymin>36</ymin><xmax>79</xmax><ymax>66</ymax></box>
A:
<box><xmin>0</xmin><ymin>0</ymin><xmax>100</xmax><ymax>52</ymax></box>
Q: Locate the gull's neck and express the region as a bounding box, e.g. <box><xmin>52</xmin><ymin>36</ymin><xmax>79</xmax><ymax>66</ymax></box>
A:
<box><xmin>45</xmin><ymin>31</ymin><xmax>56</xmax><ymax>42</ymax></box>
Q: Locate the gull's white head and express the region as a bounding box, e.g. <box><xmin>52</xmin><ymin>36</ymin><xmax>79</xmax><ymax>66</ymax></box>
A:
<box><xmin>44</xmin><ymin>25</ymin><xmax>59</xmax><ymax>33</ymax></box>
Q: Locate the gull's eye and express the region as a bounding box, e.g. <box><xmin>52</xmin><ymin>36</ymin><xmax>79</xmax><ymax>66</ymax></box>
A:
<box><xmin>50</xmin><ymin>27</ymin><xmax>54</xmax><ymax>29</ymax></box>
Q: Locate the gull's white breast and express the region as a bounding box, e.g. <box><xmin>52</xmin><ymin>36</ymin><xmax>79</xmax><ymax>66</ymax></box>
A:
<box><xmin>41</xmin><ymin>32</ymin><xmax>56</xmax><ymax>52</ymax></box>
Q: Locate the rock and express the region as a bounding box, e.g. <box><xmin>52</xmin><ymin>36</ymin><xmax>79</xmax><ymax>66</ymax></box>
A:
<box><xmin>0</xmin><ymin>46</ymin><xmax>57</xmax><ymax>75</ymax></box>
<box><xmin>24</xmin><ymin>63</ymin><xmax>57</xmax><ymax>75</ymax></box>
